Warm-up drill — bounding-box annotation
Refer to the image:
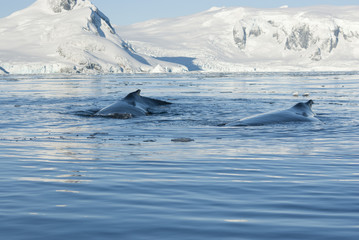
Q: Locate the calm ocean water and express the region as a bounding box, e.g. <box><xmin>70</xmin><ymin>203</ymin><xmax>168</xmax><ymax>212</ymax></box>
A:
<box><xmin>1</xmin><ymin>73</ymin><xmax>358</xmax><ymax>240</ymax></box>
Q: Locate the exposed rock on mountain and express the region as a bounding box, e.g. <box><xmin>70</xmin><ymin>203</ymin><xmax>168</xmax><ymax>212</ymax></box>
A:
<box><xmin>121</xmin><ymin>6</ymin><xmax>359</xmax><ymax>72</ymax></box>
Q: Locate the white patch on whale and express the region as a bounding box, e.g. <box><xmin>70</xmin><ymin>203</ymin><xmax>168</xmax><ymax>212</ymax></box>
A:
<box><xmin>226</xmin><ymin>100</ymin><xmax>319</xmax><ymax>126</ymax></box>
<box><xmin>95</xmin><ymin>89</ymin><xmax>171</xmax><ymax>118</ymax></box>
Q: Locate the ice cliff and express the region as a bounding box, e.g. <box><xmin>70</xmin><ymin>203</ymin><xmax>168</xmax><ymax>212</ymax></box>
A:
<box><xmin>120</xmin><ymin>6</ymin><xmax>359</xmax><ymax>72</ymax></box>
<box><xmin>0</xmin><ymin>0</ymin><xmax>187</xmax><ymax>74</ymax></box>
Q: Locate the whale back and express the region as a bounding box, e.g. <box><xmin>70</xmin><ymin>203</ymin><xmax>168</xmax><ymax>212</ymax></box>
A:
<box><xmin>95</xmin><ymin>101</ymin><xmax>147</xmax><ymax>117</ymax></box>
<box><xmin>123</xmin><ymin>89</ymin><xmax>171</xmax><ymax>108</ymax></box>
<box><xmin>95</xmin><ymin>89</ymin><xmax>171</xmax><ymax>118</ymax></box>
<box><xmin>226</xmin><ymin>100</ymin><xmax>318</xmax><ymax>126</ymax></box>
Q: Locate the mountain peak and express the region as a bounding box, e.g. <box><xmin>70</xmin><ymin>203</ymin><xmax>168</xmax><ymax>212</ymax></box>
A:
<box><xmin>0</xmin><ymin>0</ymin><xmax>188</xmax><ymax>74</ymax></box>
<box><xmin>47</xmin><ymin>0</ymin><xmax>95</xmax><ymax>13</ymax></box>
<box><xmin>28</xmin><ymin>0</ymin><xmax>94</xmax><ymax>14</ymax></box>
<box><xmin>49</xmin><ymin>0</ymin><xmax>79</xmax><ymax>13</ymax></box>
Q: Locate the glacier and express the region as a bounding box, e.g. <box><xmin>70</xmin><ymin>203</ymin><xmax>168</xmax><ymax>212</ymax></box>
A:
<box><xmin>0</xmin><ymin>0</ymin><xmax>187</xmax><ymax>74</ymax></box>
<box><xmin>1</xmin><ymin>1</ymin><xmax>359</xmax><ymax>74</ymax></box>
<box><xmin>120</xmin><ymin>6</ymin><xmax>359</xmax><ymax>72</ymax></box>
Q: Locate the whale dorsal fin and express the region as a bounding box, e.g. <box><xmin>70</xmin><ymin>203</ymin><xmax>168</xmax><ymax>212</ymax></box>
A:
<box><xmin>123</xmin><ymin>89</ymin><xmax>171</xmax><ymax>107</ymax></box>
<box><xmin>305</xmin><ymin>100</ymin><xmax>314</xmax><ymax>108</ymax></box>
<box><xmin>292</xmin><ymin>100</ymin><xmax>314</xmax><ymax>110</ymax></box>
<box><xmin>124</xmin><ymin>89</ymin><xmax>141</xmax><ymax>98</ymax></box>
<box><xmin>123</xmin><ymin>89</ymin><xmax>141</xmax><ymax>106</ymax></box>
<box><xmin>291</xmin><ymin>100</ymin><xmax>315</xmax><ymax>117</ymax></box>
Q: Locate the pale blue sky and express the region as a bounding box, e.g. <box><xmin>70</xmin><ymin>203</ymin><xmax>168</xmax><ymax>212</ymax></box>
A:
<box><xmin>1</xmin><ymin>0</ymin><xmax>358</xmax><ymax>25</ymax></box>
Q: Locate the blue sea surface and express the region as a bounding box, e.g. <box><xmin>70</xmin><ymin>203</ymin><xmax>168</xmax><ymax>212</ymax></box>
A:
<box><xmin>1</xmin><ymin>73</ymin><xmax>358</xmax><ymax>240</ymax></box>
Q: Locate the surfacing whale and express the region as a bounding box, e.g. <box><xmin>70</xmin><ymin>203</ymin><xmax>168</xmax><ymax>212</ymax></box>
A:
<box><xmin>226</xmin><ymin>100</ymin><xmax>319</xmax><ymax>126</ymax></box>
<box><xmin>95</xmin><ymin>90</ymin><xmax>171</xmax><ymax>118</ymax></box>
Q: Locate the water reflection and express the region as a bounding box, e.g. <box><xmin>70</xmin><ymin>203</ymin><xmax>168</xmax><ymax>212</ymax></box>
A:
<box><xmin>56</xmin><ymin>190</ymin><xmax>80</xmax><ymax>193</ymax></box>
<box><xmin>224</xmin><ymin>219</ymin><xmax>249</xmax><ymax>223</ymax></box>
<box><xmin>18</xmin><ymin>177</ymin><xmax>90</xmax><ymax>183</ymax></box>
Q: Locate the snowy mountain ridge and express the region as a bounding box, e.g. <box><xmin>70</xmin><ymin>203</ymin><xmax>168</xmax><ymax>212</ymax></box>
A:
<box><xmin>0</xmin><ymin>0</ymin><xmax>187</xmax><ymax>74</ymax></box>
<box><xmin>1</xmin><ymin>1</ymin><xmax>359</xmax><ymax>74</ymax></box>
<box><xmin>120</xmin><ymin>6</ymin><xmax>359</xmax><ymax>72</ymax></box>
<box><xmin>232</xmin><ymin>7</ymin><xmax>358</xmax><ymax>61</ymax></box>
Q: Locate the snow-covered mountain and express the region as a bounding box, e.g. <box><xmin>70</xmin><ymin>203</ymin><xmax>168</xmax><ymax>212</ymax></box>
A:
<box><xmin>0</xmin><ymin>0</ymin><xmax>187</xmax><ymax>74</ymax></box>
<box><xmin>120</xmin><ymin>6</ymin><xmax>359</xmax><ymax>72</ymax></box>
<box><xmin>2</xmin><ymin>2</ymin><xmax>359</xmax><ymax>74</ymax></box>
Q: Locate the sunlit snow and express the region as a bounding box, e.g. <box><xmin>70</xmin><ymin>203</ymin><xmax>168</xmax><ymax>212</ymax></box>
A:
<box><xmin>120</xmin><ymin>6</ymin><xmax>359</xmax><ymax>72</ymax></box>
<box><xmin>1</xmin><ymin>0</ymin><xmax>359</xmax><ymax>74</ymax></box>
<box><xmin>0</xmin><ymin>0</ymin><xmax>187</xmax><ymax>74</ymax></box>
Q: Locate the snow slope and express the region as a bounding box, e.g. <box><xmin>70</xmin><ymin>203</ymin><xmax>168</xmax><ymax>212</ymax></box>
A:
<box><xmin>0</xmin><ymin>0</ymin><xmax>187</xmax><ymax>74</ymax></box>
<box><xmin>120</xmin><ymin>6</ymin><xmax>359</xmax><ymax>72</ymax></box>
<box><xmin>2</xmin><ymin>2</ymin><xmax>359</xmax><ymax>74</ymax></box>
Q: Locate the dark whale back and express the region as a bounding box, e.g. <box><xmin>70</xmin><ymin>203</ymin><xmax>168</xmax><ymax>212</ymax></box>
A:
<box><xmin>123</xmin><ymin>89</ymin><xmax>171</xmax><ymax>107</ymax></box>
<box><xmin>95</xmin><ymin>89</ymin><xmax>171</xmax><ymax>118</ymax></box>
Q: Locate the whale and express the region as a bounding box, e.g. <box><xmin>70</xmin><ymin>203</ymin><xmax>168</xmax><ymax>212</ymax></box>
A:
<box><xmin>226</xmin><ymin>100</ymin><xmax>319</xmax><ymax>126</ymax></box>
<box><xmin>95</xmin><ymin>90</ymin><xmax>171</xmax><ymax>118</ymax></box>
